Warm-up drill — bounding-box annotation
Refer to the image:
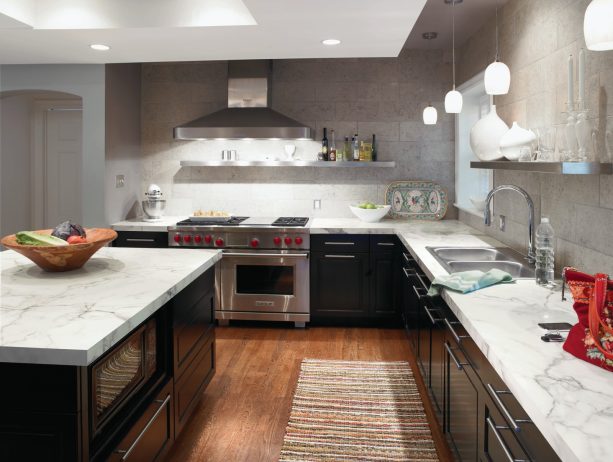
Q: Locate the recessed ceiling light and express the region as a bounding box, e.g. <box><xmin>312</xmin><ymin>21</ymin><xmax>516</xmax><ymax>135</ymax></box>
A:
<box><xmin>322</xmin><ymin>39</ymin><xmax>341</xmax><ymax>46</ymax></box>
<box><xmin>90</xmin><ymin>44</ymin><xmax>110</xmax><ymax>51</ymax></box>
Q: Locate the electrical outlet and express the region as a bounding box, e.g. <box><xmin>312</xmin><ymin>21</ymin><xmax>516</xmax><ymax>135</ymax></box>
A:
<box><xmin>499</xmin><ymin>214</ymin><xmax>506</xmax><ymax>231</ymax></box>
<box><xmin>115</xmin><ymin>175</ymin><xmax>125</xmax><ymax>188</ymax></box>
<box><xmin>313</xmin><ymin>199</ymin><xmax>321</xmax><ymax>210</ymax></box>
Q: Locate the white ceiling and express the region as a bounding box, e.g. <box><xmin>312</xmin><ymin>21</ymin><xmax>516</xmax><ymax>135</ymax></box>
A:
<box><xmin>0</xmin><ymin>0</ymin><xmax>428</xmax><ymax>64</ymax></box>
<box><xmin>405</xmin><ymin>0</ymin><xmax>510</xmax><ymax>49</ymax></box>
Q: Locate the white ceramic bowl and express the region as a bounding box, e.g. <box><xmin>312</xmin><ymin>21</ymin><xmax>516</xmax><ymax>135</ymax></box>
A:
<box><xmin>349</xmin><ymin>205</ymin><xmax>391</xmax><ymax>223</ymax></box>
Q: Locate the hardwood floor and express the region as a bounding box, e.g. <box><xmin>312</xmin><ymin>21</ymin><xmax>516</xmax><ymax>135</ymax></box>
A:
<box><xmin>164</xmin><ymin>325</ymin><xmax>454</xmax><ymax>462</ymax></box>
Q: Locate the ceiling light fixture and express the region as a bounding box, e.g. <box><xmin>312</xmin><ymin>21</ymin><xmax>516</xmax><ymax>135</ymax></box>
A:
<box><xmin>322</xmin><ymin>39</ymin><xmax>341</xmax><ymax>46</ymax></box>
<box><xmin>484</xmin><ymin>2</ymin><xmax>510</xmax><ymax>95</ymax></box>
<box><xmin>445</xmin><ymin>0</ymin><xmax>463</xmax><ymax>113</ymax></box>
<box><xmin>584</xmin><ymin>0</ymin><xmax>613</xmax><ymax>51</ymax></box>
<box><xmin>90</xmin><ymin>44</ymin><xmax>110</xmax><ymax>51</ymax></box>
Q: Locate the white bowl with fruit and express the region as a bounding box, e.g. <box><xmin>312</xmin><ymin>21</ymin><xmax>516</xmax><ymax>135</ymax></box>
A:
<box><xmin>349</xmin><ymin>202</ymin><xmax>391</xmax><ymax>223</ymax></box>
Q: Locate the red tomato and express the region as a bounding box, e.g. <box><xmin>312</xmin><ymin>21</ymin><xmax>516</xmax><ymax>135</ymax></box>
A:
<box><xmin>67</xmin><ymin>235</ymin><xmax>87</xmax><ymax>244</ymax></box>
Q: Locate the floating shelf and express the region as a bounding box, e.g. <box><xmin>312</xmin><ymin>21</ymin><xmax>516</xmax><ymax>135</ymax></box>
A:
<box><xmin>180</xmin><ymin>160</ymin><xmax>396</xmax><ymax>168</ymax></box>
<box><xmin>470</xmin><ymin>161</ymin><xmax>612</xmax><ymax>175</ymax></box>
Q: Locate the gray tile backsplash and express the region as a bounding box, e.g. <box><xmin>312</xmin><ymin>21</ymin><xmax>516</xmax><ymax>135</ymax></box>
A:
<box><xmin>458</xmin><ymin>0</ymin><xmax>613</xmax><ymax>274</ymax></box>
<box><xmin>141</xmin><ymin>48</ymin><xmax>457</xmax><ymax>219</ymax></box>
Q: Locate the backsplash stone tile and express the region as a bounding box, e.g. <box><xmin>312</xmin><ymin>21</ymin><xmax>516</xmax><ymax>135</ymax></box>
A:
<box><xmin>141</xmin><ymin>49</ymin><xmax>457</xmax><ymax>219</ymax></box>
<box><xmin>458</xmin><ymin>0</ymin><xmax>613</xmax><ymax>274</ymax></box>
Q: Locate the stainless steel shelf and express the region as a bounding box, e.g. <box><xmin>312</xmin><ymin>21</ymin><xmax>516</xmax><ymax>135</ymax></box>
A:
<box><xmin>180</xmin><ymin>160</ymin><xmax>396</xmax><ymax>168</ymax></box>
<box><xmin>470</xmin><ymin>161</ymin><xmax>612</xmax><ymax>175</ymax></box>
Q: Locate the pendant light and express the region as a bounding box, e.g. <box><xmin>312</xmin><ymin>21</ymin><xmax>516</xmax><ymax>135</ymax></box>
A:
<box><xmin>584</xmin><ymin>0</ymin><xmax>613</xmax><ymax>51</ymax></box>
<box><xmin>421</xmin><ymin>32</ymin><xmax>439</xmax><ymax>125</ymax></box>
<box><xmin>484</xmin><ymin>2</ymin><xmax>510</xmax><ymax>95</ymax></box>
<box><xmin>423</xmin><ymin>104</ymin><xmax>438</xmax><ymax>125</ymax></box>
<box><xmin>445</xmin><ymin>0</ymin><xmax>463</xmax><ymax>113</ymax></box>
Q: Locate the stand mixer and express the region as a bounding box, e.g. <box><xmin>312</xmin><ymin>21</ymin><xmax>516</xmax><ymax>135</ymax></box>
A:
<box><xmin>142</xmin><ymin>184</ymin><xmax>166</xmax><ymax>221</ymax></box>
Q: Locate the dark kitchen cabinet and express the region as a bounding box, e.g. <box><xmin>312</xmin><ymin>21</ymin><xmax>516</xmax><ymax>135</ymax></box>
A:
<box><xmin>310</xmin><ymin>235</ymin><xmax>402</xmax><ymax>322</ymax></box>
<box><xmin>310</xmin><ymin>251</ymin><xmax>370</xmax><ymax>318</ymax></box>
<box><xmin>114</xmin><ymin>231</ymin><xmax>169</xmax><ymax>248</ymax></box>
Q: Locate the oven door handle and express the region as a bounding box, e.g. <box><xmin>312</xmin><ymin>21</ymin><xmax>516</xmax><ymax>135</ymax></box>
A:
<box><xmin>222</xmin><ymin>252</ymin><xmax>309</xmax><ymax>258</ymax></box>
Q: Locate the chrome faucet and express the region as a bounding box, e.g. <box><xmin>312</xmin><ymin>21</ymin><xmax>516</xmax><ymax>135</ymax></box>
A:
<box><xmin>484</xmin><ymin>185</ymin><xmax>536</xmax><ymax>265</ymax></box>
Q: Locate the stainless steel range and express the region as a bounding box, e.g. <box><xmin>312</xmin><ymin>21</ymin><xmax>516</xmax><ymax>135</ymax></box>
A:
<box><xmin>169</xmin><ymin>217</ymin><xmax>310</xmax><ymax>327</ymax></box>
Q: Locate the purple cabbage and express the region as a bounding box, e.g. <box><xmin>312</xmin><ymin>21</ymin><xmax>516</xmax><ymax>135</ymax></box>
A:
<box><xmin>51</xmin><ymin>221</ymin><xmax>87</xmax><ymax>241</ymax></box>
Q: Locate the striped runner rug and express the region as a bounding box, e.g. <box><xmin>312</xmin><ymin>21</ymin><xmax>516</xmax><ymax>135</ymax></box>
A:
<box><xmin>279</xmin><ymin>359</ymin><xmax>439</xmax><ymax>461</ymax></box>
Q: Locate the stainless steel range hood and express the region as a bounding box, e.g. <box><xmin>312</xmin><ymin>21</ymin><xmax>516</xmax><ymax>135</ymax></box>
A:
<box><xmin>173</xmin><ymin>60</ymin><xmax>313</xmax><ymax>140</ymax></box>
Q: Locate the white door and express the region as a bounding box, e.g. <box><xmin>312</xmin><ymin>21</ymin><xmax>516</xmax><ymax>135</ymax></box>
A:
<box><xmin>43</xmin><ymin>109</ymin><xmax>83</xmax><ymax>227</ymax></box>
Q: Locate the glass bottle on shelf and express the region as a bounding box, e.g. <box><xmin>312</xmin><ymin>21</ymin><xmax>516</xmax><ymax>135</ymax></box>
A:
<box><xmin>372</xmin><ymin>134</ymin><xmax>377</xmax><ymax>161</ymax></box>
<box><xmin>352</xmin><ymin>134</ymin><xmax>360</xmax><ymax>161</ymax></box>
<box><xmin>321</xmin><ymin>127</ymin><xmax>329</xmax><ymax>161</ymax></box>
<box><xmin>329</xmin><ymin>129</ymin><xmax>337</xmax><ymax>162</ymax></box>
<box><xmin>343</xmin><ymin>136</ymin><xmax>351</xmax><ymax>161</ymax></box>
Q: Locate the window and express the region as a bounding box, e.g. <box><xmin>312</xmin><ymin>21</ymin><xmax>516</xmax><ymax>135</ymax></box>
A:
<box><xmin>455</xmin><ymin>71</ymin><xmax>493</xmax><ymax>216</ymax></box>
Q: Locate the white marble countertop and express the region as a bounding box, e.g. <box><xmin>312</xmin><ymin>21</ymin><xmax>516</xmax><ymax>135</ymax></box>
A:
<box><xmin>0</xmin><ymin>247</ymin><xmax>221</xmax><ymax>366</ymax></box>
<box><xmin>111</xmin><ymin>216</ymin><xmax>187</xmax><ymax>232</ymax></box>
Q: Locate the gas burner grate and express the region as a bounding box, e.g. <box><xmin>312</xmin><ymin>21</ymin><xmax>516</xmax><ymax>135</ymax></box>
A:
<box><xmin>176</xmin><ymin>217</ymin><xmax>248</xmax><ymax>226</ymax></box>
<box><xmin>272</xmin><ymin>217</ymin><xmax>309</xmax><ymax>227</ymax></box>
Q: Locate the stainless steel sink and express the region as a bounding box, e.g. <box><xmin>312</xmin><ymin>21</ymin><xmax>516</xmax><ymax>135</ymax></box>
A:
<box><xmin>427</xmin><ymin>246</ymin><xmax>535</xmax><ymax>279</ymax></box>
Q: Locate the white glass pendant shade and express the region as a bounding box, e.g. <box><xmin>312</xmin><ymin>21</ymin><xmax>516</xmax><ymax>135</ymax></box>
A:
<box><xmin>484</xmin><ymin>61</ymin><xmax>511</xmax><ymax>95</ymax></box>
<box><xmin>423</xmin><ymin>105</ymin><xmax>438</xmax><ymax>125</ymax></box>
<box><xmin>584</xmin><ymin>0</ymin><xmax>613</xmax><ymax>51</ymax></box>
<box><xmin>445</xmin><ymin>90</ymin><xmax>463</xmax><ymax>113</ymax></box>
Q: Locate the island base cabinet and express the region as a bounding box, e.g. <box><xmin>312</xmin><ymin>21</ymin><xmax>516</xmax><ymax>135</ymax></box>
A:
<box><xmin>108</xmin><ymin>380</ymin><xmax>174</xmax><ymax>462</ymax></box>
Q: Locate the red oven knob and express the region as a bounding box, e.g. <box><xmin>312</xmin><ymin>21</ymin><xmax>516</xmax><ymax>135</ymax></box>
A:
<box><xmin>183</xmin><ymin>234</ymin><xmax>192</xmax><ymax>243</ymax></box>
<box><xmin>204</xmin><ymin>235</ymin><xmax>212</xmax><ymax>244</ymax></box>
<box><xmin>194</xmin><ymin>235</ymin><xmax>202</xmax><ymax>244</ymax></box>
<box><xmin>284</xmin><ymin>237</ymin><xmax>292</xmax><ymax>245</ymax></box>
<box><xmin>273</xmin><ymin>236</ymin><xmax>282</xmax><ymax>246</ymax></box>
<box><xmin>173</xmin><ymin>234</ymin><xmax>181</xmax><ymax>243</ymax></box>
<box><xmin>215</xmin><ymin>238</ymin><xmax>224</xmax><ymax>247</ymax></box>
<box><xmin>250</xmin><ymin>238</ymin><xmax>259</xmax><ymax>248</ymax></box>
<box><xmin>295</xmin><ymin>237</ymin><xmax>303</xmax><ymax>245</ymax></box>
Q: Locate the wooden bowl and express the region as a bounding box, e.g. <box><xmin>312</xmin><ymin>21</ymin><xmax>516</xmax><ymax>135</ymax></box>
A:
<box><xmin>1</xmin><ymin>228</ymin><xmax>118</xmax><ymax>272</ymax></box>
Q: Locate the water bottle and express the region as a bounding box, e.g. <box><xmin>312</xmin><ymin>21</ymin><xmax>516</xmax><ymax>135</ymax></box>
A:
<box><xmin>535</xmin><ymin>217</ymin><xmax>555</xmax><ymax>286</ymax></box>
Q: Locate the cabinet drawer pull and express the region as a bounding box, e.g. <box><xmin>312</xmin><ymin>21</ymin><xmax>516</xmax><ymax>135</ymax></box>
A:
<box><xmin>486</xmin><ymin>383</ymin><xmax>532</xmax><ymax>433</ymax></box>
<box><xmin>115</xmin><ymin>394</ymin><xmax>170</xmax><ymax>460</ymax></box>
<box><xmin>402</xmin><ymin>267</ymin><xmax>417</xmax><ymax>279</ymax></box>
<box><xmin>402</xmin><ymin>252</ymin><xmax>414</xmax><ymax>263</ymax></box>
<box><xmin>444</xmin><ymin>342</ymin><xmax>468</xmax><ymax>370</ymax></box>
<box><xmin>324</xmin><ymin>241</ymin><xmax>355</xmax><ymax>246</ymax></box>
<box><xmin>376</xmin><ymin>242</ymin><xmax>395</xmax><ymax>246</ymax></box>
<box><xmin>415</xmin><ymin>273</ymin><xmax>429</xmax><ymax>291</ymax></box>
<box><xmin>126</xmin><ymin>238</ymin><xmax>156</xmax><ymax>243</ymax></box>
<box><xmin>424</xmin><ymin>306</ymin><xmax>442</xmax><ymax>325</ymax></box>
<box><xmin>412</xmin><ymin>285</ymin><xmax>428</xmax><ymax>300</ymax></box>
<box><xmin>444</xmin><ymin>318</ymin><xmax>469</xmax><ymax>343</ymax></box>
<box><xmin>324</xmin><ymin>254</ymin><xmax>356</xmax><ymax>259</ymax></box>
<box><xmin>486</xmin><ymin>417</ymin><xmax>529</xmax><ymax>462</ymax></box>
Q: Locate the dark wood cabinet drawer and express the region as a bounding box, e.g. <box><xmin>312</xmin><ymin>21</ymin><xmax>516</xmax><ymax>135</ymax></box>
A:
<box><xmin>370</xmin><ymin>235</ymin><xmax>400</xmax><ymax>253</ymax></box>
<box><xmin>174</xmin><ymin>333</ymin><xmax>215</xmax><ymax>437</ymax></box>
<box><xmin>107</xmin><ymin>380</ymin><xmax>174</xmax><ymax>462</ymax></box>
<box><xmin>114</xmin><ymin>231</ymin><xmax>168</xmax><ymax>248</ymax></box>
<box><xmin>311</xmin><ymin>234</ymin><xmax>369</xmax><ymax>253</ymax></box>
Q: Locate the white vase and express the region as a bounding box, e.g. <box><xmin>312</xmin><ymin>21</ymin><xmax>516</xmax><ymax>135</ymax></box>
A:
<box><xmin>499</xmin><ymin>122</ymin><xmax>536</xmax><ymax>161</ymax></box>
<box><xmin>470</xmin><ymin>105</ymin><xmax>509</xmax><ymax>161</ymax></box>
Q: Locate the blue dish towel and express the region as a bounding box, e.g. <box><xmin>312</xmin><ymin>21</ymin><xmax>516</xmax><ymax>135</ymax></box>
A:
<box><xmin>427</xmin><ymin>269</ymin><xmax>514</xmax><ymax>296</ymax></box>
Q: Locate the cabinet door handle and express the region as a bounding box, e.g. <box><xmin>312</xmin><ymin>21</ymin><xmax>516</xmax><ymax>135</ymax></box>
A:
<box><xmin>424</xmin><ymin>306</ymin><xmax>442</xmax><ymax>325</ymax></box>
<box><xmin>126</xmin><ymin>238</ymin><xmax>155</xmax><ymax>243</ymax></box>
<box><xmin>324</xmin><ymin>241</ymin><xmax>355</xmax><ymax>246</ymax></box>
<box><xmin>444</xmin><ymin>342</ymin><xmax>468</xmax><ymax>370</ymax></box>
<box><xmin>412</xmin><ymin>285</ymin><xmax>428</xmax><ymax>300</ymax></box>
<box><xmin>486</xmin><ymin>383</ymin><xmax>531</xmax><ymax>433</ymax></box>
<box><xmin>376</xmin><ymin>242</ymin><xmax>395</xmax><ymax>246</ymax></box>
<box><xmin>415</xmin><ymin>272</ymin><xmax>429</xmax><ymax>291</ymax></box>
<box><xmin>402</xmin><ymin>267</ymin><xmax>417</xmax><ymax>279</ymax></box>
<box><xmin>115</xmin><ymin>394</ymin><xmax>171</xmax><ymax>460</ymax></box>
<box><xmin>324</xmin><ymin>254</ymin><xmax>356</xmax><ymax>259</ymax></box>
<box><xmin>444</xmin><ymin>318</ymin><xmax>469</xmax><ymax>343</ymax></box>
<box><xmin>403</xmin><ymin>252</ymin><xmax>414</xmax><ymax>264</ymax></box>
<box><xmin>486</xmin><ymin>417</ymin><xmax>528</xmax><ymax>462</ymax></box>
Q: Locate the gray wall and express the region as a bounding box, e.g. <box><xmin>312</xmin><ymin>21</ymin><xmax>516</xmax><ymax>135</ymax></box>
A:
<box><xmin>140</xmin><ymin>49</ymin><xmax>457</xmax><ymax>218</ymax></box>
<box><xmin>105</xmin><ymin>64</ymin><xmax>142</xmax><ymax>224</ymax></box>
<box><xmin>458</xmin><ymin>0</ymin><xmax>613</xmax><ymax>275</ymax></box>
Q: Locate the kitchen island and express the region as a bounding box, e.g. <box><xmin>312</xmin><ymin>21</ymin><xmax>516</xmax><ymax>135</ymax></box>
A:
<box><xmin>0</xmin><ymin>247</ymin><xmax>221</xmax><ymax>461</ymax></box>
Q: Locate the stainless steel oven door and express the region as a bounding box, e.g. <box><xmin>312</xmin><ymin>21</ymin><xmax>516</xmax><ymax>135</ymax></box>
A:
<box><xmin>219</xmin><ymin>250</ymin><xmax>309</xmax><ymax>314</ymax></box>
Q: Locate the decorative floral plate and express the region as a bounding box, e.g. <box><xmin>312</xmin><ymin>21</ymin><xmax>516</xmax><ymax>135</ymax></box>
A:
<box><xmin>385</xmin><ymin>181</ymin><xmax>448</xmax><ymax>220</ymax></box>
